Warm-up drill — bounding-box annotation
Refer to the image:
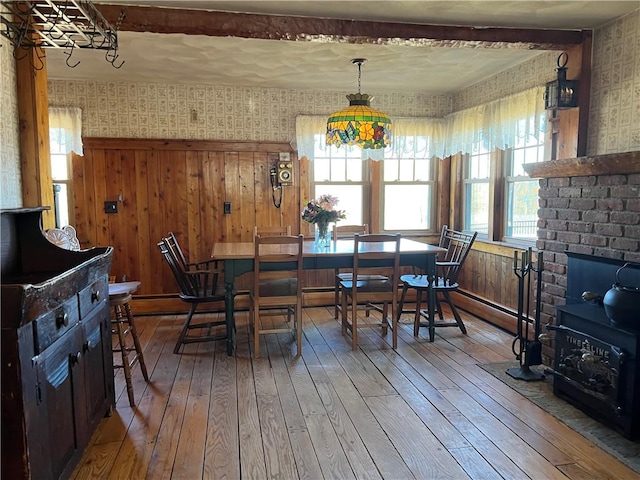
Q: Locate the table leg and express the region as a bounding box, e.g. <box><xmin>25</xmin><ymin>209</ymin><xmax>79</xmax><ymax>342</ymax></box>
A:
<box><xmin>426</xmin><ymin>254</ymin><xmax>436</xmax><ymax>342</ymax></box>
<box><xmin>223</xmin><ymin>260</ymin><xmax>236</xmax><ymax>356</ymax></box>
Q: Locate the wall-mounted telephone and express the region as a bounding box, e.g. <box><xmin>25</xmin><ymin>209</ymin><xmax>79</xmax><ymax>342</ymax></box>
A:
<box><xmin>270</xmin><ymin>152</ymin><xmax>293</xmax><ymax>208</ymax></box>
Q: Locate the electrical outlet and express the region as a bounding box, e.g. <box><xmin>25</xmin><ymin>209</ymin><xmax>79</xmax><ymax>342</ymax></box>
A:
<box><xmin>104</xmin><ymin>201</ymin><xmax>118</xmax><ymax>214</ymax></box>
<box><xmin>224</xmin><ymin>202</ymin><xmax>231</xmax><ymax>214</ymax></box>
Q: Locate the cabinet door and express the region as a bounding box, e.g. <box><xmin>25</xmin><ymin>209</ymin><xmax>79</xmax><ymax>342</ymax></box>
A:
<box><xmin>80</xmin><ymin>303</ymin><xmax>114</xmax><ymax>441</ymax></box>
<box><xmin>36</xmin><ymin>326</ymin><xmax>85</xmax><ymax>480</ymax></box>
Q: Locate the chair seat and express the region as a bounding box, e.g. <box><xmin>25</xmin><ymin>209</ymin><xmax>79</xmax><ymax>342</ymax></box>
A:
<box><xmin>340</xmin><ymin>278</ymin><xmax>394</xmax><ymax>293</ymax></box>
<box><xmin>336</xmin><ymin>273</ymin><xmax>387</xmax><ymax>281</ymax></box>
<box><xmin>108</xmin><ymin>281</ymin><xmax>142</xmax><ymax>297</ymax></box>
<box><xmin>400</xmin><ymin>274</ymin><xmax>458</xmax><ymax>291</ymax></box>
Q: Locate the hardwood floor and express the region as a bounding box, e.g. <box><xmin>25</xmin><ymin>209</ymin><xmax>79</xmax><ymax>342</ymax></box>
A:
<box><xmin>72</xmin><ymin>307</ymin><xmax>637</xmax><ymax>480</ymax></box>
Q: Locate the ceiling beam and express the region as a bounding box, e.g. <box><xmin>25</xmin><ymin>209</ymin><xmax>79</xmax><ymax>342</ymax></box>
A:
<box><xmin>95</xmin><ymin>4</ymin><xmax>586</xmax><ymax>50</ymax></box>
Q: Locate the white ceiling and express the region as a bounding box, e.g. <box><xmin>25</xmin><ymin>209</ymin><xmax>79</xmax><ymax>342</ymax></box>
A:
<box><xmin>44</xmin><ymin>1</ymin><xmax>639</xmax><ymax>94</ymax></box>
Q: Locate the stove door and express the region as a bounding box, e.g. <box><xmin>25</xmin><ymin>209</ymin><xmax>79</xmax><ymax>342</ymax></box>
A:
<box><xmin>553</xmin><ymin>325</ymin><xmax>625</xmax><ymax>416</ymax></box>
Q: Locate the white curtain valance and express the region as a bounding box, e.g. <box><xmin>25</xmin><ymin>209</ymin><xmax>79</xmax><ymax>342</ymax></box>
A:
<box><xmin>48</xmin><ymin>106</ymin><xmax>83</xmax><ymax>156</ymax></box>
<box><xmin>442</xmin><ymin>86</ymin><xmax>546</xmax><ymax>158</ymax></box>
<box><xmin>295</xmin><ymin>86</ymin><xmax>546</xmax><ymax>161</ymax></box>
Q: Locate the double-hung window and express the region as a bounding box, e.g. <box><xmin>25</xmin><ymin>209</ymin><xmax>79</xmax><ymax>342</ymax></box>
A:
<box><xmin>382</xmin><ymin>135</ymin><xmax>436</xmax><ymax>232</ymax></box>
<box><xmin>504</xmin><ymin>117</ymin><xmax>545</xmax><ymax>241</ymax></box>
<box><xmin>311</xmin><ymin>136</ymin><xmax>365</xmax><ymax>225</ymax></box>
<box><xmin>462</xmin><ymin>143</ymin><xmax>491</xmax><ymax>236</ymax></box>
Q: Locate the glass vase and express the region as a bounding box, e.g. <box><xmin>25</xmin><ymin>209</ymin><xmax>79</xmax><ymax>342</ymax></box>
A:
<box><xmin>314</xmin><ymin>221</ymin><xmax>332</xmax><ymax>248</ymax></box>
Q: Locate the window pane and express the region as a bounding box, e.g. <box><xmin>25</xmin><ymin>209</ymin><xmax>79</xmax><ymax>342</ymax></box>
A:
<box><xmin>383</xmin><ymin>158</ymin><xmax>398</xmax><ymax>181</ymax></box>
<box><xmin>345</xmin><ymin>157</ymin><xmax>362</xmax><ymax>181</ymax></box>
<box><xmin>465</xmin><ymin>182</ymin><xmax>489</xmax><ymax>234</ymax></box>
<box><xmin>414</xmin><ymin>158</ymin><xmax>430</xmax><ymax>181</ymax></box>
<box><xmin>51</xmin><ymin>153</ymin><xmax>68</xmax><ymax>181</ymax></box>
<box><xmin>506</xmin><ymin>180</ymin><xmax>538</xmax><ymax>239</ymax></box>
<box><xmin>313</xmin><ymin>158</ymin><xmax>330</xmax><ymax>181</ymax></box>
<box><xmin>315</xmin><ymin>184</ymin><xmax>362</xmax><ymax>225</ymax></box>
<box><xmin>53</xmin><ymin>183</ymin><xmax>70</xmax><ymax>227</ymax></box>
<box><xmin>469</xmin><ymin>154</ymin><xmax>490</xmax><ymax>179</ymax></box>
<box><xmin>384</xmin><ymin>185</ymin><xmax>430</xmax><ymax>231</ymax></box>
<box><xmin>398</xmin><ymin>159</ymin><xmax>414</xmax><ymax>181</ymax></box>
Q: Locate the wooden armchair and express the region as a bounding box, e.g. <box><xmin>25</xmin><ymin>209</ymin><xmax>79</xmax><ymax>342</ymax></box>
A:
<box><xmin>398</xmin><ymin>226</ymin><xmax>477</xmax><ymax>342</ymax></box>
<box><xmin>157</xmin><ymin>235</ymin><xmax>233</xmax><ymax>355</ymax></box>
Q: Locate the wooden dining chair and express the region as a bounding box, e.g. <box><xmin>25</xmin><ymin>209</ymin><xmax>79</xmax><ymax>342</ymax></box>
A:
<box><xmin>253</xmin><ymin>225</ymin><xmax>292</xmax><ymax>238</ymax></box>
<box><xmin>332</xmin><ymin>224</ymin><xmax>385</xmax><ymax>320</ymax></box>
<box><xmin>398</xmin><ymin>225</ymin><xmax>477</xmax><ymax>342</ymax></box>
<box><xmin>339</xmin><ymin>233</ymin><xmax>401</xmax><ymax>350</ymax></box>
<box><xmin>157</xmin><ymin>235</ymin><xmax>232</xmax><ymax>354</ymax></box>
<box><xmin>251</xmin><ymin>234</ymin><xmax>304</xmax><ymax>357</ymax></box>
<box><xmin>166</xmin><ymin>231</ymin><xmax>217</xmax><ymax>272</ymax></box>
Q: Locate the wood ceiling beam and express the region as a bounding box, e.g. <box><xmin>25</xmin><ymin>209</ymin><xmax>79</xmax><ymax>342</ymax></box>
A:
<box><xmin>96</xmin><ymin>4</ymin><xmax>586</xmax><ymax>50</ymax></box>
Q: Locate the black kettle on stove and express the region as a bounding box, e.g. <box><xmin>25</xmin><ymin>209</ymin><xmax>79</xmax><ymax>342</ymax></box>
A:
<box><xmin>603</xmin><ymin>262</ymin><xmax>640</xmax><ymax>328</ymax></box>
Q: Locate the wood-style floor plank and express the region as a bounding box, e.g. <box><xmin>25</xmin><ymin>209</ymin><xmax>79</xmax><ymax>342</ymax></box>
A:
<box><xmin>71</xmin><ymin>306</ymin><xmax>638</xmax><ymax>480</ymax></box>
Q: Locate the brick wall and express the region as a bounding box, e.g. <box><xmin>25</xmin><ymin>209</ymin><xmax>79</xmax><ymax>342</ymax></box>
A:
<box><xmin>537</xmin><ymin>173</ymin><xmax>640</xmax><ymax>328</ymax></box>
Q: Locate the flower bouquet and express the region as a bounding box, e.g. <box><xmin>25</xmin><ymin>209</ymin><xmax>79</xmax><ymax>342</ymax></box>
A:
<box><xmin>301</xmin><ymin>194</ymin><xmax>347</xmax><ymax>247</ymax></box>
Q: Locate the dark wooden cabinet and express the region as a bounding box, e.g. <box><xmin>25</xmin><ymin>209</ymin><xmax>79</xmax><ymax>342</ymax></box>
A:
<box><xmin>1</xmin><ymin>207</ymin><xmax>114</xmax><ymax>479</ymax></box>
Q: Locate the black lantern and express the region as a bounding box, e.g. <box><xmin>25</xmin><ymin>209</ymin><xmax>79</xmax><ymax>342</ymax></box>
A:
<box><xmin>545</xmin><ymin>52</ymin><xmax>579</xmax><ymax>110</ymax></box>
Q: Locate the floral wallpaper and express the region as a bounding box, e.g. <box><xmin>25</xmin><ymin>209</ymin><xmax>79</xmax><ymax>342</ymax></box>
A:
<box><xmin>47</xmin><ymin>81</ymin><xmax>451</xmax><ymax>142</ymax></box>
<box><xmin>0</xmin><ymin>36</ymin><xmax>22</xmax><ymax>208</ymax></box>
<box><xmin>588</xmin><ymin>9</ymin><xmax>640</xmax><ymax>155</ymax></box>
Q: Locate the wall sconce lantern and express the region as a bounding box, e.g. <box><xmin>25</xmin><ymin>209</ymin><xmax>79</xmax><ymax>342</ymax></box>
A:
<box><xmin>544</xmin><ymin>52</ymin><xmax>579</xmax><ymax>110</ymax></box>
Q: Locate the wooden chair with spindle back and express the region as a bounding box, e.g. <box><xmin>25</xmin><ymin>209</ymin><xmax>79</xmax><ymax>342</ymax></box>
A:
<box><xmin>398</xmin><ymin>225</ymin><xmax>477</xmax><ymax>342</ymax></box>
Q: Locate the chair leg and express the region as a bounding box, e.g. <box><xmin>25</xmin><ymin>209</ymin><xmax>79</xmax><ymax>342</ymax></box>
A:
<box><xmin>398</xmin><ymin>283</ymin><xmax>408</xmax><ymax>321</ymax></box>
<box><xmin>174</xmin><ymin>303</ymin><xmax>198</xmax><ymax>354</ymax></box>
<box><xmin>391</xmin><ymin>297</ymin><xmax>398</xmax><ymax>349</ymax></box>
<box><xmin>334</xmin><ymin>275</ymin><xmax>340</xmax><ymax>320</ymax></box>
<box><xmin>253</xmin><ymin>300</ymin><xmax>261</xmax><ymax>358</ymax></box>
<box><xmin>113</xmin><ymin>304</ymin><xmax>135</xmax><ymax>407</ymax></box>
<box><xmin>413</xmin><ymin>289</ymin><xmax>422</xmax><ymax>337</ymax></box>
<box><xmin>296</xmin><ymin>300</ymin><xmax>303</xmax><ymax>357</ymax></box>
<box><xmin>350</xmin><ymin>293</ymin><xmax>358</xmax><ymax>350</ymax></box>
<box><xmin>124</xmin><ymin>302</ymin><xmax>149</xmax><ymax>381</ymax></box>
<box><xmin>341</xmin><ymin>289</ymin><xmax>348</xmax><ymax>336</ymax></box>
<box><xmin>381</xmin><ymin>301</ymin><xmax>389</xmax><ymax>335</ymax></box>
<box><xmin>443</xmin><ymin>291</ymin><xmax>467</xmax><ymax>334</ymax></box>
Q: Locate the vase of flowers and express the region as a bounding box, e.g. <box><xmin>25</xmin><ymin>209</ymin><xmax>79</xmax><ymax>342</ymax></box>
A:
<box><xmin>301</xmin><ymin>194</ymin><xmax>347</xmax><ymax>248</ymax></box>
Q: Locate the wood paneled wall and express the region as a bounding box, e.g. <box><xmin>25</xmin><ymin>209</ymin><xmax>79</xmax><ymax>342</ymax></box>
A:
<box><xmin>73</xmin><ymin>138</ymin><xmax>310</xmax><ymax>294</ymax></box>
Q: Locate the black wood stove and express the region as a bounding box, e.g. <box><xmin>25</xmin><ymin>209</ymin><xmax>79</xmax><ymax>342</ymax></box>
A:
<box><xmin>550</xmin><ymin>253</ymin><xmax>640</xmax><ymax>440</ymax></box>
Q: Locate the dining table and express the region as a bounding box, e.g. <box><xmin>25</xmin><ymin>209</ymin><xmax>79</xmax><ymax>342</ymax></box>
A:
<box><xmin>211</xmin><ymin>237</ymin><xmax>446</xmax><ymax>355</ymax></box>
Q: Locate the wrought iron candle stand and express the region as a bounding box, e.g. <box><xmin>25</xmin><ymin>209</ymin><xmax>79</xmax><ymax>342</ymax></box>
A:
<box><xmin>507</xmin><ymin>248</ymin><xmax>545</xmax><ymax>382</ymax></box>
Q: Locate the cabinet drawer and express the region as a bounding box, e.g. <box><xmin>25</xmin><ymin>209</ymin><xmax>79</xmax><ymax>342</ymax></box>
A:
<box><xmin>78</xmin><ymin>277</ymin><xmax>108</xmax><ymax>320</ymax></box>
<box><xmin>33</xmin><ymin>295</ymin><xmax>79</xmax><ymax>354</ymax></box>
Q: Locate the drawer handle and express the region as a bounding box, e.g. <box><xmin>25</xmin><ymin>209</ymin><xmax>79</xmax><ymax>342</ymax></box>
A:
<box><xmin>83</xmin><ymin>340</ymin><xmax>92</xmax><ymax>352</ymax></box>
<box><xmin>56</xmin><ymin>312</ymin><xmax>69</xmax><ymax>328</ymax></box>
<box><xmin>91</xmin><ymin>290</ymin><xmax>101</xmax><ymax>302</ymax></box>
<box><xmin>70</xmin><ymin>351</ymin><xmax>82</xmax><ymax>365</ymax></box>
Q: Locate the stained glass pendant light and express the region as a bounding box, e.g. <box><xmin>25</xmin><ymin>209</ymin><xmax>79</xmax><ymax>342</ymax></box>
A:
<box><xmin>326</xmin><ymin>58</ymin><xmax>392</xmax><ymax>149</ymax></box>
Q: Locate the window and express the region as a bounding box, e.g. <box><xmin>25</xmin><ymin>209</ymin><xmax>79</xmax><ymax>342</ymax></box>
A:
<box><xmin>382</xmin><ymin>136</ymin><xmax>435</xmax><ymax>232</ymax></box>
<box><xmin>48</xmin><ymin>106</ymin><xmax>83</xmax><ymax>229</ymax></box>
<box><xmin>463</xmin><ymin>144</ymin><xmax>491</xmax><ymax>236</ymax></box>
<box><xmin>50</xmin><ymin>128</ymin><xmax>72</xmax><ymax>228</ymax></box>
<box><xmin>504</xmin><ymin>119</ymin><xmax>545</xmax><ymax>240</ymax></box>
<box><xmin>311</xmin><ymin>135</ymin><xmax>365</xmax><ymax>225</ymax></box>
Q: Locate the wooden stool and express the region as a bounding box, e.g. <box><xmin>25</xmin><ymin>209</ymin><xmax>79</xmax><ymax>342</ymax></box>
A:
<box><xmin>109</xmin><ymin>281</ymin><xmax>149</xmax><ymax>407</ymax></box>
